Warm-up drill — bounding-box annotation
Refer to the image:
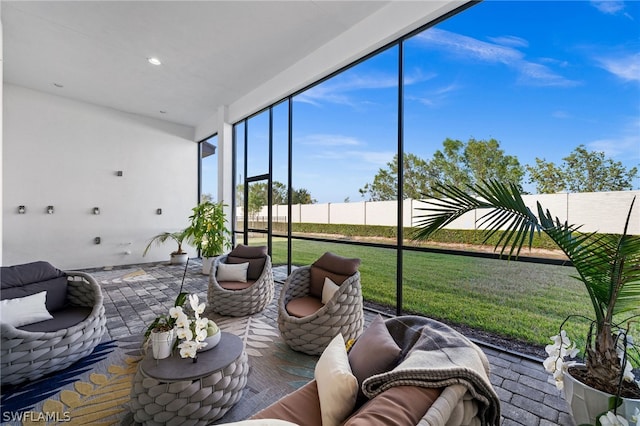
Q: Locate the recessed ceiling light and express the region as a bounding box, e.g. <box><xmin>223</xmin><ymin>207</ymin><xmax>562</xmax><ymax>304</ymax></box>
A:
<box><xmin>53</xmin><ymin>83</ymin><xmax>64</xmax><ymax>88</ymax></box>
<box><xmin>147</xmin><ymin>57</ymin><xmax>162</xmax><ymax>66</ymax></box>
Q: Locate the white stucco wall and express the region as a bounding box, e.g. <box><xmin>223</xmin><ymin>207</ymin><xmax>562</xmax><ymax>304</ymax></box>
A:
<box><xmin>2</xmin><ymin>84</ymin><xmax>198</xmax><ymax>269</ymax></box>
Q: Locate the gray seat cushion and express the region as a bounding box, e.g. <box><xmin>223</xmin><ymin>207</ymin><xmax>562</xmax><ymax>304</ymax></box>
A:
<box><xmin>1</xmin><ymin>261</ymin><xmax>68</xmax><ymax>312</ymax></box>
<box><xmin>18</xmin><ymin>306</ymin><xmax>92</xmax><ymax>332</ymax></box>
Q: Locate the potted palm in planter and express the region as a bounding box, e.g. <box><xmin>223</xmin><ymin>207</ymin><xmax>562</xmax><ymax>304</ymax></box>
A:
<box><xmin>412</xmin><ymin>180</ymin><xmax>639</xmax><ymax>425</ymax></box>
<box><xmin>143</xmin><ymin>230</ymin><xmax>190</xmax><ymax>264</ymax></box>
<box><xmin>184</xmin><ymin>201</ymin><xmax>231</xmax><ymax>275</ymax></box>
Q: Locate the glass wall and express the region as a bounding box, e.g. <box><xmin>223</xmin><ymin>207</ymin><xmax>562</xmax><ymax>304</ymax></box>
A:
<box><xmin>227</xmin><ymin>1</ymin><xmax>638</xmax><ymax>347</ymax></box>
<box><xmin>199</xmin><ymin>134</ymin><xmax>218</xmax><ymax>202</ymax></box>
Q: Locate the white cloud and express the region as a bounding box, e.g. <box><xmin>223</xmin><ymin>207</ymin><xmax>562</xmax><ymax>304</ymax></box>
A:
<box><xmin>552</xmin><ymin>110</ymin><xmax>572</xmax><ymax>119</ymax></box>
<box><xmin>586</xmin><ymin>118</ymin><xmax>640</xmax><ymax>161</ymax></box>
<box><xmin>408</xmin><ymin>82</ymin><xmax>462</xmax><ymax>107</ymax></box>
<box><xmin>297</xmin><ymin>134</ymin><xmax>361</xmax><ymax>147</ymax></box>
<box><xmin>590</xmin><ymin>0</ymin><xmax>625</xmax><ymax>15</ymax></box>
<box><xmin>487</xmin><ymin>35</ymin><xmax>529</xmax><ymax>48</ymax></box>
<box><xmin>415</xmin><ymin>28</ymin><xmax>580</xmax><ymax>88</ymax></box>
<box><xmin>294</xmin><ymin>72</ymin><xmax>398</xmax><ymax>107</ymax></box>
<box><xmin>595</xmin><ymin>52</ymin><xmax>640</xmax><ymax>82</ymax></box>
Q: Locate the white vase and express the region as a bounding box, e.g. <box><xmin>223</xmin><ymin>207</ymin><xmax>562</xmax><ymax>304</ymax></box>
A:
<box><xmin>151</xmin><ymin>328</ymin><xmax>176</xmax><ymax>359</ymax></box>
<box><xmin>202</xmin><ymin>257</ymin><xmax>215</xmax><ymax>275</ymax></box>
<box><xmin>170</xmin><ymin>253</ymin><xmax>189</xmax><ymax>264</ymax></box>
<box><xmin>563</xmin><ymin>363</ymin><xmax>640</xmax><ymax>425</ymax></box>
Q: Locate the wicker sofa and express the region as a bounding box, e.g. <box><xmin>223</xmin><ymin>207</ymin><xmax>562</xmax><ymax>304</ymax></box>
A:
<box><xmin>252</xmin><ymin>315</ymin><xmax>501</xmax><ymax>426</ymax></box>
<box><xmin>1</xmin><ymin>261</ymin><xmax>106</xmax><ymax>385</ymax></box>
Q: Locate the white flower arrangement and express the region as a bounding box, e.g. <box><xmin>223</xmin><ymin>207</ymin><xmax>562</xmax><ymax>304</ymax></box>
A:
<box><xmin>170</xmin><ymin>294</ymin><xmax>209</xmax><ymax>359</ymax></box>
<box><xmin>545</xmin><ymin>329</ymin><xmax>640</xmax><ymax>426</ymax></box>
<box><xmin>600</xmin><ymin>407</ymin><xmax>640</xmax><ymax>426</ymax></box>
<box><xmin>544</xmin><ymin>329</ymin><xmax>638</xmax><ymax>392</ymax></box>
<box><xmin>543</xmin><ymin>330</ymin><xmax>579</xmax><ymax>390</ymax></box>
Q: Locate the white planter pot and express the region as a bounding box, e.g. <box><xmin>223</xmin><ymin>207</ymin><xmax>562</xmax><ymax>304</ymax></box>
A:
<box><xmin>170</xmin><ymin>253</ymin><xmax>189</xmax><ymax>264</ymax></box>
<box><xmin>151</xmin><ymin>328</ymin><xmax>176</xmax><ymax>359</ymax></box>
<box><xmin>202</xmin><ymin>257</ymin><xmax>215</xmax><ymax>275</ymax></box>
<box><xmin>564</xmin><ymin>363</ymin><xmax>640</xmax><ymax>425</ymax></box>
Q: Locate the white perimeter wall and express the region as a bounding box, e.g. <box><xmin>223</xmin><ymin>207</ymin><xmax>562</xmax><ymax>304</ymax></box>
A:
<box><xmin>2</xmin><ymin>84</ymin><xmax>198</xmax><ymax>269</ymax></box>
<box><xmin>259</xmin><ymin>190</ymin><xmax>640</xmax><ymax>235</ymax></box>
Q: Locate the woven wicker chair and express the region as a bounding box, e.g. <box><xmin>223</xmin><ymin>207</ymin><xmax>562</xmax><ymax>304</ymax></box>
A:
<box><xmin>1</xmin><ymin>262</ymin><xmax>106</xmax><ymax>385</ymax></box>
<box><xmin>278</xmin><ymin>252</ymin><xmax>364</xmax><ymax>355</ymax></box>
<box><xmin>208</xmin><ymin>245</ymin><xmax>274</xmax><ymax>317</ymax></box>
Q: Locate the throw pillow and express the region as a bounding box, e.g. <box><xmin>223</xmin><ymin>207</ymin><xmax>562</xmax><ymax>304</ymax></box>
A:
<box><xmin>315</xmin><ymin>333</ymin><xmax>359</xmax><ymax>426</ymax></box>
<box><xmin>216</xmin><ymin>262</ymin><xmax>249</xmax><ymax>282</ymax></box>
<box><xmin>321</xmin><ymin>276</ymin><xmax>340</xmax><ymax>304</ymax></box>
<box><xmin>0</xmin><ymin>291</ymin><xmax>54</xmax><ymax>327</ymax></box>
<box><xmin>348</xmin><ymin>315</ymin><xmax>402</xmax><ymax>405</ymax></box>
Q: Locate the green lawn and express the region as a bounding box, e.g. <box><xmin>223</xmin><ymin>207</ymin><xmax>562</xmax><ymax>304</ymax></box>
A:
<box><xmin>264</xmin><ymin>237</ymin><xmax>638</xmax><ymax>351</ymax></box>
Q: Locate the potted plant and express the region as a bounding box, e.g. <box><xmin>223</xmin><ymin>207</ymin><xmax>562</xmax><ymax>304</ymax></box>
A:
<box><xmin>184</xmin><ymin>201</ymin><xmax>231</xmax><ymax>274</ymax></box>
<box><xmin>412</xmin><ymin>180</ymin><xmax>639</xmax><ymax>425</ymax></box>
<box><xmin>143</xmin><ymin>230</ymin><xmax>190</xmax><ymax>264</ymax></box>
<box><xmin>145</xmin><ymin>291</ymin><xmax>187</xmax><ymax>359</ymax></box>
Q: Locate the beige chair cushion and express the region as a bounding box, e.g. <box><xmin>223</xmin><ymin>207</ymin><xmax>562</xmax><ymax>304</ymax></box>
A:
<box><xmin>227</xmin><ymin>244</ymin><xmax>267</xmax><ymax>280</ymax></box>
<box><xmin>218</xmin><ymin>280</ymin><xmax>256</xmax><ymax>291</ymax></box>
<box><xmin>309</xmin><ymin>252</ymin><xmax>360</xmax><ymax>299</ymax></box>
<box><xmin>285</xmin><ymin>296</ymin><xmax>324</xmax><ymax>318</ymax></box>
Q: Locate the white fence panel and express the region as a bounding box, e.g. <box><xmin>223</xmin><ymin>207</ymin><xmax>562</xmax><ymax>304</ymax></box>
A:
<box><xmin>254</xmin><ymin>191</ymin><xmax>639</xmax><ymax>235</ymax></box>
<box><xmin>365</xmin><ymin>200</ymin><xmax>397</xmax><ymax>226</ymax></box>
<box><xmin>330</xmin><ymin>201</ymin><xmax>365</xmax><ymax>224</ymax></box>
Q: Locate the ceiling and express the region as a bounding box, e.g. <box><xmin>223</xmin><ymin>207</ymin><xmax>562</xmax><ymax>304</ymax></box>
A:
<box><xmin>2</xmin><ymin>1</ymin><xmax>396</xmax><ymax>130</ymax></box>
<box><xmin>2</xmin><ymin>1</ymin><xmax>471</xmax><ymax>137</ymax></box>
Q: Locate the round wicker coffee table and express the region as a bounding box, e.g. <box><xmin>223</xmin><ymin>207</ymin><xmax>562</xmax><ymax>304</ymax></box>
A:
<box><xmin>130</xmin><ymin>332</ymin><xmax>249</xmax><ymax>426</ymax></box>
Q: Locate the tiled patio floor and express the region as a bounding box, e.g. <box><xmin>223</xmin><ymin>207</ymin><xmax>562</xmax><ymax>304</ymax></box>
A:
<box><xmin>90</xmin><ymin>259</ymin><xmax>575</xmax><ymax>426</ymax></box>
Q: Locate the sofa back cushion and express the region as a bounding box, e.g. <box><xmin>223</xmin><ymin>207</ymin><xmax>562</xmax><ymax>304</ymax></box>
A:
<box><xmin>1</xmin><ymin>261</ymin><xmax>68</xmax><ymax>312</ymax></box>
<box><xmin>250</xmin><ymin>380</ymin><xmax>322</xmax><ymax>426</ymax></box>
<box><xmin>226</xmin><ymin>244</ymin><xmax>267</xmax><ymax>281</ymax></box>
<box><xmin>342</xmin><ymin>385</ymin><xmax>442</xmax><ymax>426</ymax></box>
<box><xmin>309</xmin><ymin>252</ymin><xmax>360</xmax><ymax>299</ymax></box>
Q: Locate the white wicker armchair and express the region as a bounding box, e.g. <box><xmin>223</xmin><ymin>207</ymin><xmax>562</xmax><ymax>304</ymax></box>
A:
<box><xmin>1</xmin><ymin>262</ymin><xmax>106</xmax><ymax>385</ymax></box>
<box><xmin>278</xmin><ymin>252</ymin><xmax>364</xmax><ymax>355</ymax></box>
<box><xmin>208</xmin><ymin>245</ymin><xmax>274</xmax><ymax>317</ymax></box>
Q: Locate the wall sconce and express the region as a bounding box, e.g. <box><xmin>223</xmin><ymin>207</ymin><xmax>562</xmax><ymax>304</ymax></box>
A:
<box><xmin>156</xmin><ymin>208</ymin><xmax>162</xmax><ymax>215</ymax></box>
<box><xmin>93</xmin><ymin>207</ymin><xmax>100</xmax><ymax>215</ymax></box>
<box><xmin>18</xmin><ymin>205</ymin><xmax>26</xmax><ymax>214</ymax></box>
<box><xmin>47</xmin><ymin>205</ymin><xmax>54</xmax><ymax>215</ymax></box>
<box><xmin>94</xmin><ymin>237</ymin><xmax>101</xmax><ymax>245</ymax></box>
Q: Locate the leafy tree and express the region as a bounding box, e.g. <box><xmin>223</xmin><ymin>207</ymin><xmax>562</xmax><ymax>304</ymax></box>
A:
<box><xmin>526</xmin><ymin>145</ymin><xmax>639</xmax><ymax>193</ymax></box>
<box><xmin>358</xmin><ymin>153</ymin><xmax>432</xmax><ymax>201</ymax></box>
<box><xmin>271</xmin><ymin>181</ymin><xmax>288</xmax><ymax>205</ymax></box>
<box><xmin>240</xmin><ymin>181</ymin><xmax>315</xmax><ymax>217</ymax></box>
<box><xmin>292</xmin><ymin>188</ymin><xmax>315</xmax><ymax>204</ymax></box>
<box><xmin>359</xmin><ymin>138</ymin><xmax>524</xmax><ymax>201</ymax></box>
<box><xmin>247</xmin><ymin>182</ymin><xmax>268</xmax><ymax>218</ymax></box>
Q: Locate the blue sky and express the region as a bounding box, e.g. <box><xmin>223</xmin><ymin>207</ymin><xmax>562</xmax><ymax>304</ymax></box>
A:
<box><xmin>288</xmin><ymin>0</ymin><xmax>640</xmax><ymax>203</ymax></box>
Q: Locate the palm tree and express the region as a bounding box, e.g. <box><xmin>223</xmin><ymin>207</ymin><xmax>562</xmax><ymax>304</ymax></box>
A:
<box><xmin>412</xmin><ymin>180</ymin><xmax>640</xmax><ymax>397</ymax></box>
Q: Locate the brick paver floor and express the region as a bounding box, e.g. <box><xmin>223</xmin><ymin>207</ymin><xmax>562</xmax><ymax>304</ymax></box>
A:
<box><xmin>88</xmin><ymin>259</ymin><xmax>576</xmax><ymax>426</ymax></box>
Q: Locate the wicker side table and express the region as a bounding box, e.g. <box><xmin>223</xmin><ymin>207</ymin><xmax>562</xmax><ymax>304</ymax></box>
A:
<box><xmin>130</xmin><ymin>332</ymin><xmax>249</xmax><ymax>426</ymax></box>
